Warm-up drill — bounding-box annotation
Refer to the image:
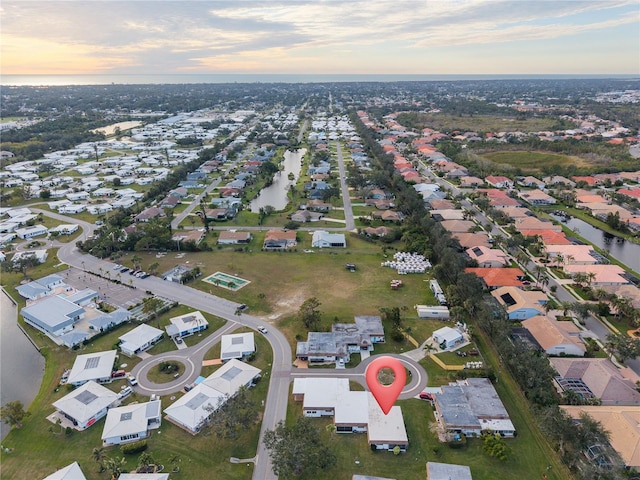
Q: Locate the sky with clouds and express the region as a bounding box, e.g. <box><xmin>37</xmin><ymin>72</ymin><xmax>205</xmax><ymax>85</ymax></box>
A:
<box><xmin>2</xmin><ymin>0</ymin><xmax>638</xmax><ymax>75</ymax></box>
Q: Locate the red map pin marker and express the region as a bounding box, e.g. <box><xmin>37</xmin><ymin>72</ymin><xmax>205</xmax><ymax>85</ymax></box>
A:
<box><xmin>365</xmin><ymin>356</ymin><xmax>406</xmax><ymax>415</ymax></box>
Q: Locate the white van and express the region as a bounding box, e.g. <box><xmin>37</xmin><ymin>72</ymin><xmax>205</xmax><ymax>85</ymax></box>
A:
<box><xmin>119</xmin><ymin>386</ymin><xmax>132</xmax><ymax>398</ymax></box>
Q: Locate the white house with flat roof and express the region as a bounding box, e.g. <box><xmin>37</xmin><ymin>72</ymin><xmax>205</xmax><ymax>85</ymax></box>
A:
<box><xmin>164</xmin><ymin>359</ymin><xmax>261</xmax><ymax>434</ymax></box>
<box><xmin>220</xmin><ymin>332</ymin><xmax>255</xmax><ymax>361</ymax></box>
<box><xmin>15</xmin><ymin>224</ymin><xmax>48</xmax><ymax>239</ymax></box>
<box><xmin>293</xmin><ymin>377</ymin><xmax>408</xmax><ymax>451</ymax></box>
<box><xmin>52</xmin><ymin>380</ymin><xmax>118</xmax><ymax>430</ymax></box>
<box><xmin>67</xmin><ymin>350</ymin><xmax>117</xmax><ymax>386</ymax></box>
<box><xmin>119</xmin><ymin>324</ymin><xmax>164</xmax><ymax>356</ymax></box>
<box><xmin>41</xmin><ymin>461</ymin><xmax>87</xmax><ymax>480</ymax></box>
<box><xmin>21</xmin><ymin>295</ymin><xmax>85</xmax><ymax>336</ymax></box>
<box><xmin>367</xmin><ymin>397</ymin><xmax>409</xmax><ymax>452</ymax></box>
<box><xmin>426</xmin><ymin>462</ymin><xmax>473</xmax><ymax>480</ymax></box>
<box><xmin>101</xmin><ymin>399</ymin><xmax>162</xmax><ymax>446</ymax></box>
<box><xmin>165</xmin><ymin>311</ymin><xmax>208</xmax><ymax>338</ymax></box>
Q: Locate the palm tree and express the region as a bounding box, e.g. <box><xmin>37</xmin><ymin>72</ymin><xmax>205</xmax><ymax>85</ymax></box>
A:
<box><xmin>104</xmin><ymin>456</ymin><xmax>127</xmax><ymax>480</ymax></box>
<box><xmin>137</xmin><ymin>452</ymin><xmax>155</xmax><ymax>472</ymax></box>
<box><xmin>325</xmin><ymin>423</ymin><xmax>337</xmax><ymax>439</ymax></box>
<box><xmin>149</xmin><ymin>262</ymin><xmax>159</xmax><ymax>275</ymax></box>
<box><xmin>131</xmin><ymin>254</ymin><xmax>142</xmax><ymax>270</ymax></box>
<box><xmin>91</xmin><ymin>447</ymin><xmax>106</xmax><ymax>472</ymax></box>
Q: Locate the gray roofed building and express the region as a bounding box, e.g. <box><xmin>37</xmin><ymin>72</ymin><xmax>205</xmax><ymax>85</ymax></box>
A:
<box><xmin>426</xmin><ymin>462</ymin><xmax>473</xmax><ymax>480</ymax></box>
<box><xmin>21</xmin><ymin>295</ymin><xmax>85</xmax><ymax>336</ymax></box>
<box><xmin>297</xmin><ymin>316</ymin><xmax>385</xmax><ymax>365</ymax></box>
<box><xmin>59</xmin><ymin>331</ymin><xmax>90</xmax><ymax>348</ymax></box>
<box><xmin>434</xmin><ymin>378</ymin><xmax>515</xmax><ymax>438</ymax></box>
<box><xmin>16</xmin><ymin>273</ymin><xmax>66</xmax><ymax>300</ymax></box>
<box><xmin>63</xmin><ymin>288</ymin><xmax>98</xmax><ymax>306</ymax></box>
<box><xmin>89</xmin><ymin>309</ymin><xmax>130</xmax><ymax>331</ymax></box>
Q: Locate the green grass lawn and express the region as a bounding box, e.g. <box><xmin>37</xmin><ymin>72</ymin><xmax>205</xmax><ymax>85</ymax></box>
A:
<box><xmin>282</xmin><ymin>389</ymin><xmax>567</xmax><ymax>480</ymax></box>
<box><xmin>481</xmin><ymin>151</ymin><xmax>587</xmax><ymax>172</ymax></box>
<box><xmin>0</xmin><ymin>320</ymin><xmax>272</xmax><ymax>480</ymax></box>
<box><xmin>398</xmin><ymin>113</ymin><xmax>565</xmax><ymax>134</ymax></box>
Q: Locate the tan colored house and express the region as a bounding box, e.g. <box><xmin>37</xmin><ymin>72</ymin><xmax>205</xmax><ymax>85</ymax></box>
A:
<box><xmin>440</xmin><ymin>219</ymin><xmax>476</xmax><ymax>233</ymax></box>
<box><xmin>171</xmin><ymin>229</ymin><xmax>204</xmax><ymax>245</ymax></box>
<box><xmin>518</xmin><ymin>189</ymin><xmax>556</xmax><ymax>206</ymax></box>
<box><xmin>514</xmin><ymin>217</ymin><xmax>562</xmax><ymax>232</ymax></box>
<box><xmin>453</xmin><ymin>232</ymin><xmax>491</xmax><ymax>249</ymax></box>
<box><xmin>564</xmin><ymin>264</ymin><xmax>629</xmax><ymax>286</ymax></box>
<box><xmin>521</xmin><ymin>315</ymin><xmax>586</xmax><ymax>356</ymax></box>
<box><xmin>545</xmin><ymin>244</ymin><xmax>599</xmax><ymax>265</ymax></box>
<box><xmin>263</xmin><ymin>229</ymin><xmax>297</xmax><ymax>249</ymax></box>
<box><xmin>551</xmin><ymin>358</ymin><xmax>640</xmax><ymax>406</ymax></box>
<box><xmin>430</xmin><ymin>209</ymin><xmax>465</xmax><ymax>221</ymax></box>
<box><xmin>491</xmin><ymin>286</ymin><xmax>548</xmax><ymax>319</ymax></box>
<box><xmin>561</xmin><ymin>405</ymin><xmax>640</xmax><ymax>469</ymax></box>
<box><xmin>494</xmin><ymin>206</ymin><xmax>531</xmax><ymax>219</ymax></box>
<box><xmin>465</xmin><ymin>245</ymin><xmax>509</xmax><ymax>268</ymax></box>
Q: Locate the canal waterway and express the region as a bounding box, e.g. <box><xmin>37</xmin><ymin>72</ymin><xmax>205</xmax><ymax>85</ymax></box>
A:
<box><xmin>250</xmin><ymin>149</ymin><xmax>304</xmax><ymax>213</ymax></box>
<box><xmin>0</xmin><ymin>290</ymin><xmax>45</xmax><ymax>441</ymax></box>
<box><xmin>555</xmin><ymin>215</ymin><xmax>640</xmax><ymax>274</ymax></box>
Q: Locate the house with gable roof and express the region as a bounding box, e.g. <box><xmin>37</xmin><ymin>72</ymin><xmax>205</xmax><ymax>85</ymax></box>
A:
<box><xmin>52</xmin><ymin>380</ymin><xmax>119</xmax><ymax>430</ymax></box>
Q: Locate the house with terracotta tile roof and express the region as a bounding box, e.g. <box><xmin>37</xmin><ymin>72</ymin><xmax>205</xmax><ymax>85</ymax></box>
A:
<box><xmin>576</xmin><ymin>193</ymin><xmax>608</xmax><ymax>205</ymax></box>
<box><xmin>440</xmin><ymin>220</ymin><xmax>476</xmax><ymax>234</ymax></box>
<box><xmin>485</xmin><ymin>176</ymin><xmax>514</xmax><ymax>189</ymax></box>
<box><xmin>572</xmin><ymin>176</ymin><xmax>599</xmax><ymax>186</ymax></box>
<box><xmin>521</xmin><ymin>315</ymin><xmax>586</xmax><ymax>356</ymax></box>
<box><xmin>427</xmin><ymin>199</ymin><xmax>456</xmax><ymax>210</ymax></box>
<box><xmin>521</xmin><ymin>229</ymin><xmax>572</xmax><ymax>246</ymax></box>
<box><xmin>494</xmin><ymin>206</ymin><xmax>531</xmax><ymax>219</ymax></box>
<box><xmin>171</xmin><ymin>229</ymin><xmax>204</xmax><ymax>245</ymax></box>
<box><xmin>602</xmin><ymin>284</ymin><xmax>640</xmax><ymax>309</ymax></box>
<box><xmin>514</xmin><ymin>217</ymin><xmax>562</xmax><ymax>232</ymax></box>
<box><xmin>465</xmin><ymin>245</ymin><xmax>509</xmax><ymax>268</ymax></box>
<box><xmin>263</xmin><ymin>229</ymin><xmax>297</xmax><ymax>249</ymax></box>
<box><xmin>430</xmin><ymin>209</ymin><xmax>465</xmax><ymax>221</ymax></box>
<box><xmin>561</xmin><ymin>405</ymin><xmax>640</xmax><ymax>469</ymax></box>
<box><xmin>563</xmin><ymin>264</ymin><xmax>629</xmax><ymax>286</ymax></box>
<box><xmin>545</xmin><ymin>244</ymin><xmax>599</xmax><ymax>265</ymax></box>
<box><xmin>551</xmin><ymin>358</ymin><xmax>640</xmax><ymax>406</ymax></box>
<box><xmin>466</xmin><ymin>268</ymin><xmax>525</xmax><ymax>289</ymax></box>
<box><xmin>491</xmin><ymin>286</ymin><xmax>548</xmax><ymax>320</ymax></box>
<box><xmin>453</xmin><ymin>232</ymin><xmax>491</xmax><ymax>249</ymax></box>
<box><xmin>616</xmin><ymin>188</ymin><xmax>640</xmax><ymax>200</ymax></box>
<box><xmin>459</xmin><ymin>176</ymin><xmax>485</xmax><ymax>188</ymax></box>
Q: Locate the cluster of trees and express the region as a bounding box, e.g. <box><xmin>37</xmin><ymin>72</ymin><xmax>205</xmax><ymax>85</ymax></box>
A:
<box><xmin>298</xmin><ymin>297</ymin><xmax>322</xmax><ymax>331</ymax></box>
<box><xmin>351</xmin><ymin>110</ymin><xmax>628</xmax><ymax>479</ymax></box>
<box><xmin>203</xmin><ymin>386</ymin><xmax>259</xmax><ymax>439</ymax></box>
<box><xmin>264</xmin><ymin>417</ymin><xmax>337</xmax><ymax>478</ymax></box>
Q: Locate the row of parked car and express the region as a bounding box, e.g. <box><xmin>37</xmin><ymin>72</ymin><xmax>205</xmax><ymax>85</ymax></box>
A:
<box><xmin>112</xmin><ymin>264</ymin><xmax>150</xmax><ymax>278</ymax></box>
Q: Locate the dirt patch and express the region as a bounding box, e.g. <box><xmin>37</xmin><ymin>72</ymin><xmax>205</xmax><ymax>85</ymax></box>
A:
<box><xmin>267</xmin><ymin>290</ymin><xmax>309</xmax><ymax>320</ymax></box>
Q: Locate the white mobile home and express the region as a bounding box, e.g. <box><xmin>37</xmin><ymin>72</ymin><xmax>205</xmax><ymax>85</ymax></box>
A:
<box><xmin>416</xmin><ymin>305</ymin><xmax>450</xmax><ymax>319</ymax></box>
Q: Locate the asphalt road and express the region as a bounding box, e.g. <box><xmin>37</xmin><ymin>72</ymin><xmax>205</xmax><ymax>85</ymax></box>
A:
<box><xmin>335</xmin><ymin>142</ymin><xmax>356</xmax><ymax>231</ymax></box>
<box><xmin>43</xmin><ymin>208</ymin><xmax>429</xmax><ymax>478</ymax></box>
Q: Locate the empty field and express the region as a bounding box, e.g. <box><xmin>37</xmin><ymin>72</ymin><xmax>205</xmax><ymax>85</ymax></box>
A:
<box><xmin>481</xmin><ymin>150</ymin><xmax>587</xmax><ymax>172</ymax></box>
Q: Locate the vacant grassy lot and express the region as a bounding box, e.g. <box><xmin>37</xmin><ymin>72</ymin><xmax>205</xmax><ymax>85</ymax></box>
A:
<box><xmin>481</xmin><ymin>150</ymin><xmax>587</xmax><ymax>172</ymax></box>
<box><xmin>398</xmin><ymin>113</ymin><xmax>563</xmax><ymax>133</ymax></box>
